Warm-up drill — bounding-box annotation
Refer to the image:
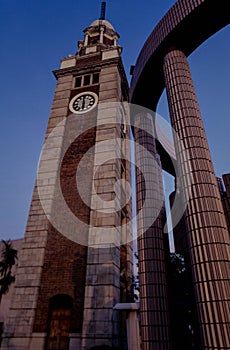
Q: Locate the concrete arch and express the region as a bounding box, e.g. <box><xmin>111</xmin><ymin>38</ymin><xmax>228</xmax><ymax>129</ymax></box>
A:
<box><xmin>130</xmin><ymin>0</ymin><xmax>230</xmax><ymax>173</ymax></box>
<box><xmin>131</xmin><ymin>2</ymin><xmax>230</xmax><ymax>349</ymax></box>
<box><xmin>130</xmin><ymin>0</ymin><xmax>230</xmax><ymax>110</ymax></box>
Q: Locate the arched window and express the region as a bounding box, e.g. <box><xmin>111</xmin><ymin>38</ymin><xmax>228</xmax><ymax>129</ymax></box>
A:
<box><xmin>46</xmin><ymin>294</ymin><xmax>73</xmax><ymax>350</ymax></box>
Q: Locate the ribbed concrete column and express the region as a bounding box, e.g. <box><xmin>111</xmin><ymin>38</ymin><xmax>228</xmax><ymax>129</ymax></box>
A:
<box><xmin>163</xmin><ymin>49</ymin><xmax>230</xmax><ymax>350</ymax></box>
<box><xmin>134</xmin><ymin>113</ymin><xmax>172</xmax><ymax>350</ymax></box>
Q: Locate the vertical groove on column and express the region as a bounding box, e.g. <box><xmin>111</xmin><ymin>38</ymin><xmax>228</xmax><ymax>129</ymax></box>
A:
<box><xmin>134</xmin><ymin>113</ymin><xmax>172</xmax><ymax>350</ymax></box>
<box><xmin>163</xmin><ymin>49</ymin><xmax>230</xmax><ymax>350</ymax></box>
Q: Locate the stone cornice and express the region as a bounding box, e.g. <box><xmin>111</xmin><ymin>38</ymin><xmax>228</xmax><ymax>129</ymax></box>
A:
<box><xmin>53</xmin><ymin>56</ymin><xmax>129</xmax><ymax>100</ymax></box>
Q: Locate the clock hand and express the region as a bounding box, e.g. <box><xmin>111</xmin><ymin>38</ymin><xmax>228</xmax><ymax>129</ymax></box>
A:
<box><xmin>82</xmin><ymin>96</ymin><xmax>85</xmax><ymax>110</ymax></box>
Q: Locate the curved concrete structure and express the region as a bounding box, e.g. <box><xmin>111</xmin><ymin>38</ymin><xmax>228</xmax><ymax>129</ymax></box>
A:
<box><xmin>130</xmin><ymin>0</ymin><xmax>230</xmax><ymax>110</ymax></box>
<box><xmin>131</xmin><ymin>1</ymin><xmax>230</xmax><ymax>349</ymax></box>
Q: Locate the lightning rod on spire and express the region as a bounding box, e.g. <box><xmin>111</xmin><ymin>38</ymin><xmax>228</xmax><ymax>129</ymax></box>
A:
<box><xmin>100</xmin><ymin>2</ymin><xmax>106</xmax><ymax>20</ymax></box>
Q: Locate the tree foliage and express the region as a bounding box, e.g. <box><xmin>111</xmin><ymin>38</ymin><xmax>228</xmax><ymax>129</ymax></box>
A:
<box><xmin>0</xmin><ymin>240</ymin><xmax>18</xmax><ymax>303</ymax></box>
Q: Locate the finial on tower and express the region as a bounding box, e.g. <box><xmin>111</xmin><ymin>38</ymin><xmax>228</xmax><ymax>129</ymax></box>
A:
<box><xmin>100</xmin><ymin>2</ymin><xmax>106</xmax><ymax>20</ymax></box>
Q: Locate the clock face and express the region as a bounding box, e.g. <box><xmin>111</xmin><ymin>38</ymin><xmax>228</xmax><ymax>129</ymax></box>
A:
<box><xmin>69</xmin><ymin>92</ymin><xmax>98</xmax><ymax>114</ymax></box>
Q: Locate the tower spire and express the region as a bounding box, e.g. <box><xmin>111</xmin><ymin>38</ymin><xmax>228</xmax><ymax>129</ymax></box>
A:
<box><xmin>100</xmin><ymin>1</ymin><xmax>106</xmax><ymax>20</ymax></box>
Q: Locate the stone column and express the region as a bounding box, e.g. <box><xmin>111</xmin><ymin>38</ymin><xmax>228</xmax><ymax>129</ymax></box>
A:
<box><xmin>84</xmin><ymin>33</ymin><xmax>89</xmax><ymax>46</ymax></box>
<box><xmin>134</xmin><ymin>113</ymin><xmax>172</xmax><ymax>350</ymax></box>
<box><xmin>100</xmin><ymin>27</ymin><xmax>104</xmax><ymax>44</ymax></box>
<box><xmin>81</xmin><ymin>65</ymin><xmax>131</xmax><ymax>350</ymax></box>
<box><xmin>163</xmin><ymin>49</ymin><xmax>230</xmax><ymax>350</ymax></box>
<box><xmin>113</xmin><ymin>302</ymin><xmax>141</xmax><ymax>350</ymax></box>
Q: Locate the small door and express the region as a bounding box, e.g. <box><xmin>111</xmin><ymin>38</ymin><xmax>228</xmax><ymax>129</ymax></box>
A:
<box><xmin>47</xmin><ymin>309</ymin><xmax>71</xmax><ymax>350</ymax></box>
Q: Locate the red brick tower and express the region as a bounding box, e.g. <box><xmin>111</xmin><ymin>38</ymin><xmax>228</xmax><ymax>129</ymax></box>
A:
<box><xmin>2</xmin><ymin>4</ymin><xmax>132</xmax><ymax>350</ymax></box>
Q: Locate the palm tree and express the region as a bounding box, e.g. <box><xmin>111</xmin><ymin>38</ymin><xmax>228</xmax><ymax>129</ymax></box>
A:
<box><xmin>0</xmin><ymin>240</ymin><xmax>18</xmax><ymax>304</ymax></box>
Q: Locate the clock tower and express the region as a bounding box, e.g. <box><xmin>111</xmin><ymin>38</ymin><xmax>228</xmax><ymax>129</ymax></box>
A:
<box><xmin>2</xmin><ymin>3</ymin><xmax>132</xmax><ymax>350</ymax></box>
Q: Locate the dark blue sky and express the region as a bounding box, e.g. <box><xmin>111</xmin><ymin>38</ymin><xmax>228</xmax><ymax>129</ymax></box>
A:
<box><xmin>0</xmin><ymin>0</ymin><xmax>229</xmax><ymax>241</ymax></box>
